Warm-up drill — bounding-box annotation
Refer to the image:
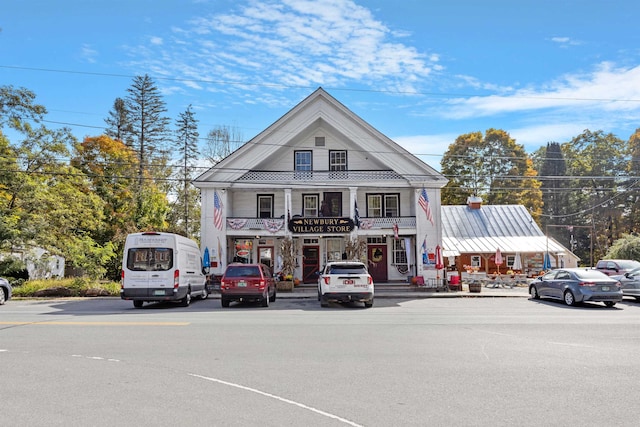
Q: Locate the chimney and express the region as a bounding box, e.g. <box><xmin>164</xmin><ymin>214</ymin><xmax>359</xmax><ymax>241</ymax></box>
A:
<box><xmin>467</xmin><ymin>196</ymin><xmax>482</xmax><ymax>210</ymax></box>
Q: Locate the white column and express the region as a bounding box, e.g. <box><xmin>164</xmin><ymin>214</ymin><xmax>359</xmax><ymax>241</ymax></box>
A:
<box><xmin>415</xmin><ymin>187</ymin><xmax>439</xmax><ymax>279</ymax></box>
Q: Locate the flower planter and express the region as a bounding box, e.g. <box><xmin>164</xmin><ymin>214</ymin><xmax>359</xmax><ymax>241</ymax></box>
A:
<box><xmin>277</xmin><ymin>281</ymin><xmax>294</xmax><ymax>292</ymax></box>
<box><xmin>468</xmin><ymin>283</ymin><xmax>482</xmax><ymax>293</ymax></box>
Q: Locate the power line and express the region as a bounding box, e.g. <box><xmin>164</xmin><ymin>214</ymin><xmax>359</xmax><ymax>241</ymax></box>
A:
<box><xmin>5</xmin><ymin>64</ymin><xmax>640</xmax><ymax>102</ymax></box>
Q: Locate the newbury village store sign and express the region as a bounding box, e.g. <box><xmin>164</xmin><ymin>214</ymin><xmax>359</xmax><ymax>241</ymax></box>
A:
<box><xmin>288</xmin><ymin>217</ymin><xmax>355</xmax><ymax>234</ymax></box>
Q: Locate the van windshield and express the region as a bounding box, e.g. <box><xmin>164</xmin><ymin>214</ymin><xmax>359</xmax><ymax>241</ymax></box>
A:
<box><xmin>127</xmin><ymin>248</ymin><xmax>173</xmax><ymax>271</ymax></box>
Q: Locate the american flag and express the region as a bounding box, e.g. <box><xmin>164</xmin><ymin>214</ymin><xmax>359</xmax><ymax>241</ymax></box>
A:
<box><xmin>214</xmin><ymin>191</ymin><xmax>224</xmax><ymax>230</ymax></box>
<box><xmin>354</xmin><ymin>200</ymin><xmax>360</xmax><ymax>227</ymax></box>
<box><xmin>419</xmin><ymin>188</ymin><xmax>434</xmax><ymax>225</ymax></box>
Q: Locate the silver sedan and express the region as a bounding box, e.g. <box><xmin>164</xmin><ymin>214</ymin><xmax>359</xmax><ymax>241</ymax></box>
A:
<box><xmin>0</xmin><ymin>277</ymin><xmax>11</xmax><ymax>305</ymax></box>
<box><xmin>611</xmin><ymin>267</ymin><xmax>640</xmax><ymax>301</ymax></box>
<box><xmin>529</xmin><ymin>268</ymin><xmax>622</xmax><ymax>307</ymax></box>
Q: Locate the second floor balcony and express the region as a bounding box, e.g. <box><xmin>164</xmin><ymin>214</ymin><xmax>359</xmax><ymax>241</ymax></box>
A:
<box><xmin>225</xmin><ymin>216</ymin><xmax>417</xmax><ymax>235</ymax></box>
<box><xmin>237</xmin><ymin>170</ymin><xmax>410</xmax><ymax>184</ymax></box>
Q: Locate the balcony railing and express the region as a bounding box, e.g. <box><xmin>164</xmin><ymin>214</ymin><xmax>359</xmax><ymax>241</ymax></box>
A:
<box><xmin>237</xmin><ymin>170</ymin><xmax>405</xmax><ymax>183</ymax></box>
<box><xmin>225</xmin><ymin>216</ymin><xmax>416</xmax><ymax>233</ymax></box>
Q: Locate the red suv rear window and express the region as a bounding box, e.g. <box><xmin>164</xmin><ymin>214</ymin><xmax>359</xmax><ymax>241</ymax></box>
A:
<box><xmin>224</xmin><ymin>265</ymin><xmax>262</xmax><ymax>277</ymax></box>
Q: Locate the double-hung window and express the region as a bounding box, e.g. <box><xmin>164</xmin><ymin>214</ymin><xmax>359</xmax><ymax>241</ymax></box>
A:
<box><xmin>329</xmin><ymin>150</ymin><xmax>347</xmax><ymax>171</ymax></box>
<box><xmin>367</xmin><ymin>193</ymin><xmax>400</xmax><ymax>217</ymax></box>
<box><xmin>257</xmin><ymin>195</ymin><xmax>273</xmax><ymax>218</ymax></box>
<box><xmin>303</xmin><ymin>194</ymin><xmax>319</xmax><ymax>217</ymax></box>
<box><xmin>295</xmin><ymin>151</ymin><xmax>312</xmax><ymax>179</ymax></box>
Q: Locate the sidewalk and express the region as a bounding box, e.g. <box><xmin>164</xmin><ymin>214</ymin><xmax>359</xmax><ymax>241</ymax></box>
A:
<box><xmin>264</xmin><ymin>283</ymin><xmax>531</xmax><ymax>299</ymax></box>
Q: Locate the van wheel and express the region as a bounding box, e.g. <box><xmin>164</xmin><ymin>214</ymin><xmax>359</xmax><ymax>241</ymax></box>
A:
<box><xmin>221</xmin><ymin>297</ymin><xmax>230</xmax><ymax>308</ymax></box>
<box><xmin>133</xmin><ymin>300</ymin><xmax>143</xmax><ymax>308</ymax></box>
<box><xmin>201</xmin><ymin>287</ymin><xmax>208</xmax><ymax>300</ymax></box>
<box><xmin>181</xmin><ymin>291</ymin><xmax>191</xmax><ymax>307</ymax></box>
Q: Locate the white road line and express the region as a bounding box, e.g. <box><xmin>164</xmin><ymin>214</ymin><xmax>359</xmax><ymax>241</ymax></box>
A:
<box><xmin>188</xmin><ymin>373</ymin><xmax>363</xmax><ymax>427</ymax></box>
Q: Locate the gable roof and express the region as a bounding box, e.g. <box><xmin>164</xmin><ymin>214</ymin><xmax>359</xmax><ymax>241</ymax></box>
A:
<box><xmin>442</xmin><ymin>205</ymin><xmax>572</xmax><ymax>255</ymax></box>
<box><xmin>193</xmin><ymin>87</ymin><xmax>447</xmax><ymax>187</ymax></box>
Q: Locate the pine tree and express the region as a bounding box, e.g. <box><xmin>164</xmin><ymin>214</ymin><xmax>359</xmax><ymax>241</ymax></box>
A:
<box><xmin>123</xmin><ymin>75</ymin><xmax>171</xmax><ymax>228</ymax></box>
<box><xmin>104</xmin><ymin>97</ymin><xmax>133</xmax><ymax>146</ymax></box>
<box><xmin>125</xmin><ymin>74</ymin><xmax>171</xmax><ymax>188</ymax></box>
<box><xmin>174</xmin><ymin>105</ymin><xmax>199</xmax><ymax>237</ymax></box>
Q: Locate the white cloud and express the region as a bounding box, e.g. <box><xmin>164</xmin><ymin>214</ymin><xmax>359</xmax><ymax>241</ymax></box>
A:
<box><xmin>80</xmin><ymin>44</ymin><xmax>98</xmax><ymax>63</ymax></box>
<box><xmin>128</xmin><ymin>0</ymin><xmax>439</xmax><ymax>93</ymax></box>
<box><xmin>550</xmin><ymin>36</ymin><xmax>582</xmax><ymax>47</ymax></box>
<box><xmin>442</xmin><ymin>62</ymin><xmax>640</xmax><ymax>119</ymax></box>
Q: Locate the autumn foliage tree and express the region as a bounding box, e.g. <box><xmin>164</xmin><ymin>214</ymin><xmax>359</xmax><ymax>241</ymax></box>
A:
<box><xmin>440</xmin><ymin>128</ymin><xmax>542</xmax><ymax>218</ymax></box>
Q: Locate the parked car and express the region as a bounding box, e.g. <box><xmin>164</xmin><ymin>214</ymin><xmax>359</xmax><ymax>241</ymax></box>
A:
<box><xmin>529</xmin><ymin>268</ymin><xmax>622</xmax><ymax>307</ymax></box>
<box><xmin>0</xmin><ymin>277</ymin><xmax>11</xmax><ymax>305</ymax></box>
<box><xmin>594</xmin><ymin>259</ymin><xmax>640</xmax><ymax>276</ymax></box>
<box><xmin>220</xmin><ymin>263</ymin><xmax>276</xmax><ymax>307</ymax></box>
<box><xmin>317</xmin><ymin>261</ymin><xmax>374</xmax><ymax>308</ymax></box>
<box><xmin>611</xmin><ymin>267</ymin><xmax>640</xmax><ymax>301</ymax></box>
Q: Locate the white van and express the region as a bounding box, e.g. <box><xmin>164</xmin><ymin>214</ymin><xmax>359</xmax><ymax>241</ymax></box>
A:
<box><xmin>121</xmin><ymin>232</ymin><xmax>207</xmax><ymax>308</ymax></box>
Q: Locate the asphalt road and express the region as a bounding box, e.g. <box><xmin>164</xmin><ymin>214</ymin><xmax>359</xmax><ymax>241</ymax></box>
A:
<box><xmin>2</xmin><ymin>296</ymin><xmax>640</xmax><ymax>426</ymax></box>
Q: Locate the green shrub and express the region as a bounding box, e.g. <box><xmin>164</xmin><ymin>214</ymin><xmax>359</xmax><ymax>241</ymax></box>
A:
<box><xmin>11</xmin><ymin>278</ymin><xmax>120</xmax><ymax>297</ymax></box>
<box><xmin>0</xmin><ymin>256</ymin><xmax>29</xmax><ymax>282</ymax></box>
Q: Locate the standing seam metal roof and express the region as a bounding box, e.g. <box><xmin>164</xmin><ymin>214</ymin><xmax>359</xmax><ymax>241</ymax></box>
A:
<box><xmin>441</xmin><ymin>205</ymin><xmax>571</xmax><ymax>255</ymax></box>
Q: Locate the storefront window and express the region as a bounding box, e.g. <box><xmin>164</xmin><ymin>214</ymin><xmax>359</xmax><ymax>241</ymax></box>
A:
<box><xmin>393</xmin><ymin>238</ymin><xmax>407</xmax><ymax>265</ymax></box>
<box><xmin>326</xmin><ymin>238</ymin><xmax>344</xmax><ymax>262</ymax></box>
<box><xmin>233</xmin><ymin>239</ymin><xmax>254</xmax><ymax>263</ymax></box>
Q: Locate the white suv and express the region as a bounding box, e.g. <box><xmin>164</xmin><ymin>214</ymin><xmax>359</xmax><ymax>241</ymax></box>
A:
<box><xmin>317</xmin><ymin>261</ymin><xmax>374</xmax><ymax>308</ymax></box>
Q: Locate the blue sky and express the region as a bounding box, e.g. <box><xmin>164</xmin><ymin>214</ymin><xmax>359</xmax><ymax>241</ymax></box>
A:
<box><xmin>2</xmin><ymin>0</ymin><xmax>640</xmax><ymax>171</ymax></box>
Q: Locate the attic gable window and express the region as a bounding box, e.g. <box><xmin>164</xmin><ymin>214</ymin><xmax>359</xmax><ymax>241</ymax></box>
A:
<box><xmin>329</xmin><ymin>150</ymin><xmax>347</xmax><ymax>171</ymax></box>
<box><xmin>315</xmin><ymin>137</ymin><xmax>325</xmax><ymax>146</ymax></box>
<box><xmin>295</xmin><ymin>150</ymin><xmax>312</xmax><ymax>179</ymax></box>
<box><xmin>295</xmin><ymin>150</ymin><xmax>312</xmax><ymax>171</ymax></box>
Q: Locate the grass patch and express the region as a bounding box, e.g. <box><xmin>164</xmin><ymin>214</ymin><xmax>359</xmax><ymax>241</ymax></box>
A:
<box><xmin>12</xmin><ymin>278</ymin><xmax>120</xmax><ymax>297</ymax></box>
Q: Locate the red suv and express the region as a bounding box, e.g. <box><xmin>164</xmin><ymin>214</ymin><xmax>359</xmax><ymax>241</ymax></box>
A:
<box><xmin>220</xmin><ymin>263</ymin><xmax>277</xmax><ymax>307</ymax></box>
<box><xmin>595</xmin><ymin>259</ymin><xmax>640</xmax><ymax>276</ymax></box>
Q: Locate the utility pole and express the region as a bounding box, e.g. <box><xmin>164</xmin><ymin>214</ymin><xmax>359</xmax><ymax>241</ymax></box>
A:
<box><xmin>546</xmin><ymin>224</ymin><xmax>594</xmax><ymax>267</ymax></box>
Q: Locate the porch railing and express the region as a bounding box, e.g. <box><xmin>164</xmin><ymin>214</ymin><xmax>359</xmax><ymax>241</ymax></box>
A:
<box><xmin>225</xmin><ymin>216</ymin><xmax>416</xmax><ymax>233</ymax></box>
<box><xmin>237</xmin><ymin>170</ymin><xmax>406</xmax><ymax>182</ymax></box>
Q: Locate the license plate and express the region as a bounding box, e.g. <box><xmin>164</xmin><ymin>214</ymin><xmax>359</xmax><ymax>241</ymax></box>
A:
<box><xmin>601</xmin><ymin>286</ymin><xmax>609</xmax><ymax>291</ymax></box>
<box><xmin>238</xmin><ymin>281</ymin><xmax>247</xmax><ymax>287</ymax></box>
<box><xmin>153</xmin><ymin>290</ymin><xmax>165</xmax><ymax>296</ymax></box>
<box><xmin>343</xmin><ymin>279</ymin><xmax>355</xmax><ymax>285</ymax></box>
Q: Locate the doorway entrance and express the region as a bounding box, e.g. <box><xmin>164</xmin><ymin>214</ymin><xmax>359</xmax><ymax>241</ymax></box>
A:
<box><xmin>303</xmin><ymin>246</ymin><xmax>320</xmax><ymax>283</ymax></box>
<box><xmin>367</xmin><ymin>245</ymin><xmax>388</xmax><ymax>283</ymax></box>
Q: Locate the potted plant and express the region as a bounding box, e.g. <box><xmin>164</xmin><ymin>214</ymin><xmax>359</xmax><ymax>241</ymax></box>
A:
<box><xmin>277</xmin><ymin>237</ymin><xmax>296</xmax><ymax>291</ymax></box>
<box><xmin>344</xmin><ymin>237</ymin><xmax>367</xmax><ymax>261</ymax></box>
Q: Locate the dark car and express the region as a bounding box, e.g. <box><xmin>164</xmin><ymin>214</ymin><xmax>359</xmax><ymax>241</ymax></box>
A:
<box><xmin>0</xmin><ymin>277</ymin><xmax>11</xmax><ymax>305</ymax></box>
<box><xmin>220</xmin><ymin>263</ymin><xmax>276</xmax><ymax>307</ymax></box>
<box><xmin>611</xmin><ymin>267</ymin><xmax>640</xmax><ymax>301</ymax></box>
<box><xmin>529</xmin><ymin>268</ymin><xmax>622</xmax><ymax>307</ymax></box>
<box><xmin>594</xmin><ymin>259</ymin><xmax>640</xmax><ymax>276</ymax></box>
